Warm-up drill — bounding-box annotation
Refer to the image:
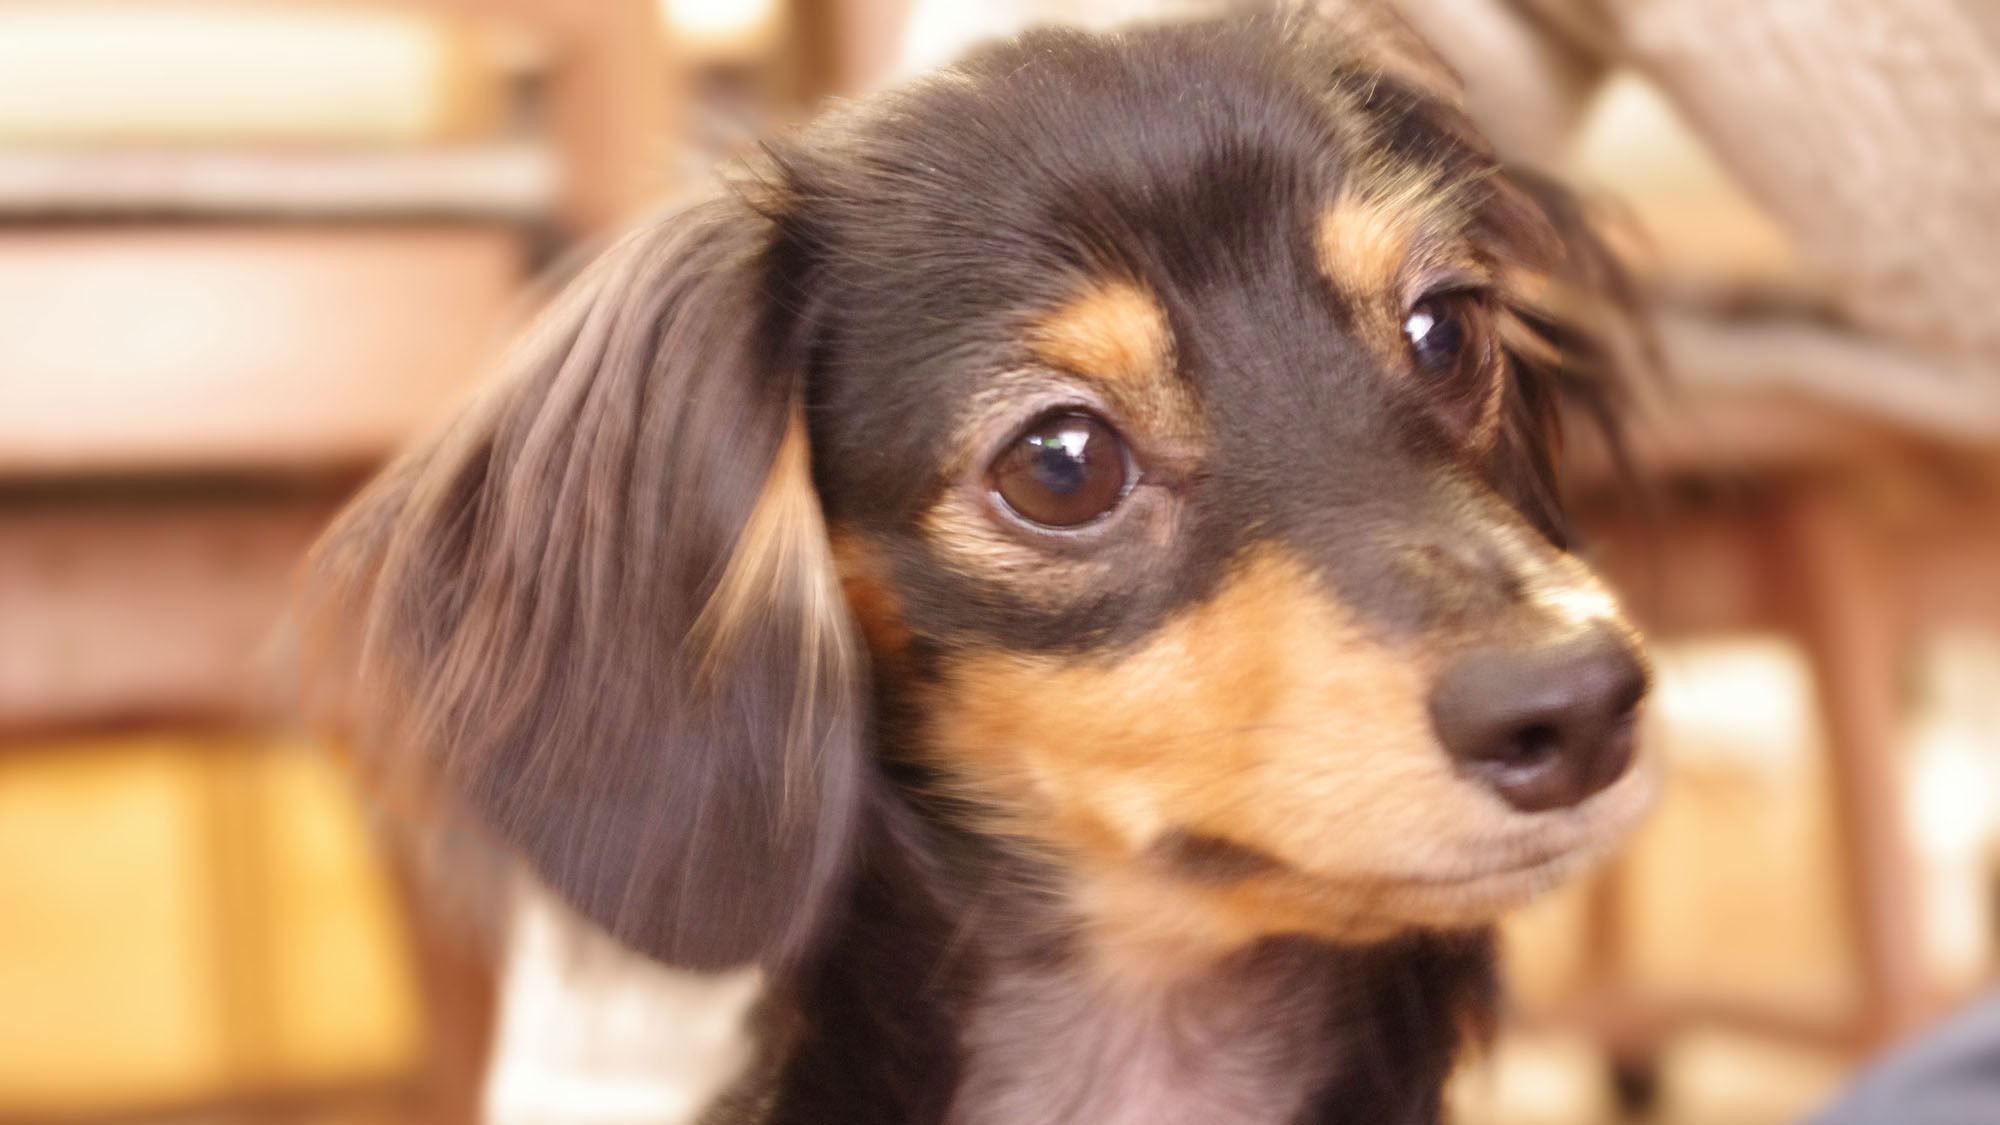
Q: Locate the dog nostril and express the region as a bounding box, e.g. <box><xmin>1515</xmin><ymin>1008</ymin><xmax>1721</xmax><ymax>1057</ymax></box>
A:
<box><xmin>1429</xmin><ymin>628</ymin><xmax>1648</xmax><ymax>813</ymax></box>
<box><xmin>1506</xmin><ymin>723</ymin><xmax>1562</xmax><ymax>766</ymax></box>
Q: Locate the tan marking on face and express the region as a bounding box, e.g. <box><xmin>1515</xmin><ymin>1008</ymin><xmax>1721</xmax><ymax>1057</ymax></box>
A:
<box><xmin>925</xmin><ymin>545</ymin><xmax>1653</xmax><ymax>984</ymax></box>
<box><xmin>1316</xmin><ymin>164</ymin><xmax>1498</xmax><ymax>294</ymax></box>
<box><xmin>1316</xmin><ymin>182</ymin><xmax>1458</xmax><ymax>374</ymax></box>
<box><xmin>1319</xmin><ymin>186</ymin><xmax>1426</xmax><ymax>308</ymax></box>
<box><xmin>830</xmin><ymin>532</ymin><xmax>914</xmax><ymax>669</ymax></box>
<box><xmin>1030</xmin><ymin>280</ymin><xmax>1173</xmax><ymax>385</ymax></box>
<box><xmin>1319</xmin><ymin>184</ymin><xmax>1513</xmax><ymax>452</ymax></box>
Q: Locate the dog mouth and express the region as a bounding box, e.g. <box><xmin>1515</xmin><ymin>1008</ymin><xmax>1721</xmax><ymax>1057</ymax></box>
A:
<box><xmin>1127</xmin><ymin>746</ymin><xmax>1658</xmax><ymax>946</ymax></box>
<box><xmin>1362</xmin><ymin>764</ymin><xmax>1660</xmax><ymax>920</ymax></box>
<box><xmin>1319</xmin><ymin>764</ymin><xmax>1657</xmax><ymax>924</ymax></box>
<box><xmin>1399</xmin><ymin>848</ymin><xmax>1576</xmax><ymax>889</ymax></box>
<box><xmin>1152</xmin><ymin>816</ymin><xmax>1611</xmax><ymax>918</ymax></box>
<box><xmin>1152</xmin><ymin>779</ymin><xmax>1649</xmax><ymax>892</ymax></box>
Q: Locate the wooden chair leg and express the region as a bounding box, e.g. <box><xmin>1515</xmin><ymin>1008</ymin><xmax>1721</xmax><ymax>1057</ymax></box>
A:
<box><xmin>1778</xmin><ymin>487</ymin><xmax>1928</xmax><ymax>1048</ymax></box>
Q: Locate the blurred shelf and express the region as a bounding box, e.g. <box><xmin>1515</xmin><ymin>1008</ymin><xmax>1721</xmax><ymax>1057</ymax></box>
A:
<box><xmin>0</xmin><ymin>5</ymin><xmax>678</xmax><ymax>1124</ymax></box>
<box><xmin>0</xmin><ymin>143</ymin><xmax>558</xmax><ymax>222</ymax></box>
<box><xmin>0</xmin><ymin>4</ymin><xmax>531</xmax><ymax>147</ymax></box>
<box><xmin>0</xmin><ymin>493</ymin><xmax>341</xmax><ymax>731</ymax></box>
<box><xmin>1564</xmin><ymin>310</ymin><xmax>2000</xmax><ymax>501</ymax></box>
<box><xmin>0</xmin><ymin>224</ymin><xmax>527</xmax><ymax>475</ymax></box>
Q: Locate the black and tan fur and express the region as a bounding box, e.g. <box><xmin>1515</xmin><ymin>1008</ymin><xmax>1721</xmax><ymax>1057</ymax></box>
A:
<box><xmin>308</xmin><ymin>11</ymin><xmax>1654</xmax><ymax>1123</ymax></box>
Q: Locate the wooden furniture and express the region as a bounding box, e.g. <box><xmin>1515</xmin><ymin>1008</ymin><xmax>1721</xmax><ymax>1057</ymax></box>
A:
<box><xmin>0</xmin><ymin>3</ymin><xmax>681</xmax><ymax>1121</ymax></box>
<box><xmin>1529</xmin><ymin>367</ymin><xmax>2000</xmax><ymax>1115</ymax></box>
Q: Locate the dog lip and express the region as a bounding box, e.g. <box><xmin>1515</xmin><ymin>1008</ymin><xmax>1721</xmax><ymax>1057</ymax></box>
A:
<box><xmin>1393</xmin><ymin>849</ymin><xmax>1573</xmax><ymax>888</ymax></box>
<box><xmin>1147</xmin><ymin>831</ymin><xmax>1571</xmax><ymax>891</ymax></box>
<box><xmin>1281</xmin><ymin>845</ymin><xmax>1576</xmax><ymax>894</ymax></box>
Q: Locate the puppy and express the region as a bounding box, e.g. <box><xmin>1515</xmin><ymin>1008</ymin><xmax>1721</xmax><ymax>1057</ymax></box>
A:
<box><xmin>309</xmin><ymin>11</ymin><xmax>1653</xmax><ymax>1123</ymax></box>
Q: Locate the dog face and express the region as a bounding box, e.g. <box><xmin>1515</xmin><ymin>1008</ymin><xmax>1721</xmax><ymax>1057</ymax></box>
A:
<box><xmin>310</xmin><ymin>17</ymin><xmax>1653</xmax><ymax>979</ymax></box>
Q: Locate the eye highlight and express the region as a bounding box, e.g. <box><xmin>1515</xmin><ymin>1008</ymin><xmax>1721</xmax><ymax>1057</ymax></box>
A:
<box><xmin>1400</xmin><ymin>289</ymin><xmax>1501</xmax><ymax>441</ymax></box>
<box><xmin>1403</xmin><ymin>294</ymin><xmax>1472</xmax><ymax>374</ymax></box>
<box><xmin>989</xmin><ymin>412</ymin><xmax>1130</xmax><ymax>528</ymax></box>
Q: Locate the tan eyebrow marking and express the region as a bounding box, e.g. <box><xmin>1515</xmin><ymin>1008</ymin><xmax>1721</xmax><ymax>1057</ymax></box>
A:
<box><xmin>1317</xmin><ymin>184</ymin><xmax>1430</xmax><ymax>304</ymax></box>
<box><xmin>1318</xmin><ymin>186</ymin><xmax>1430</xmax><ymax>370</ymax></box>
<box><xmin>1029</xmin><ymin>279</ymin><xmax>1174</xmax><ymax>384</ymax></box>
<box><xmin>1317</xmin><ymin>180</ymin><xmax>1492</xmax><ymax>373</ymax></box>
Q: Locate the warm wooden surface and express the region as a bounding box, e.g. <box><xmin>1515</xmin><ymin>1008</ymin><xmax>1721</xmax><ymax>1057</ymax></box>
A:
<box><xmin>0</xmin><ymin>225</ymin><xmax>525</xmax><ymax>475</ymax></box>
<box><xmin>1569</xmin><ymin>462</ymin><xmax>2000</xmax><ymax>1071</ymax></box>
<box><xmin>1780</xmin><ymin>492</ymin><xmax>1928</xmax><ymax>1046</ymax></box>
<box><xmin>0</xmin><ymin>493</ymin><xmax>343</xmax><ymax>731</ymax></box>
<box><xmin>368</xmin><ymin>0</ymin><xmax>681</xmax><ymax>234</ymax></box>
<box><xmin>0</xmin><ymin>144</ymin><xmax>559</xmax><ymax>221</ymax></box>
<box><xmin>0</xmin><ymin>736</ymin><xmax>426</xmax><ymax>1121</ymax></box>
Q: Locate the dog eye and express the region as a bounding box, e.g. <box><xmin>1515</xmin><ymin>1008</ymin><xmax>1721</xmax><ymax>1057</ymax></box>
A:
<box><xmin>990</xmin><ymin>412</ymin><xmax>1130</xmax><ymax>528</ymax></box>
<box><xmin>1403</xmin><ymin>295</ymin><xmax>1471</xmax><ymax>374</ymax></box>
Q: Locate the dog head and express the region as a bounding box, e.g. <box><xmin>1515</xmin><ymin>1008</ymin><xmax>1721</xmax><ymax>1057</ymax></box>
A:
<box><xmin>310</xmin><ymin>15</ymin><xmax>1654</xmax><ymax>980</ymax></box>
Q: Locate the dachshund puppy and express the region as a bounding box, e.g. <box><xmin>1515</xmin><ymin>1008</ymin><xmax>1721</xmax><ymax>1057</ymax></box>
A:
<box><xmin>310</xmin><ymin>11</ymin><xmax>1653</xmax><ymax>1123</ymax></box>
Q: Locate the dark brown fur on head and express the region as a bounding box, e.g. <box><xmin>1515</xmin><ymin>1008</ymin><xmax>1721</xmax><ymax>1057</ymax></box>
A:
<box><xmin>307</xmin><ymin>12</ymin><xmax>1651</xmax><ymax>1122</ymax></box>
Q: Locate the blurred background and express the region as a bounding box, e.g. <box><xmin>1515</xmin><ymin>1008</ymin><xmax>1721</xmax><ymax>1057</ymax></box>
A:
<box><xmin>2</xmin><ymin>1</ymin><xmax>1997</xmax><ymax>1123</ymax></box>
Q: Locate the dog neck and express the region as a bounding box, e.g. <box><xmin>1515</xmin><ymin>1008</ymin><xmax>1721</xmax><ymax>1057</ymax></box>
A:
<box><xmin>756</xmin><ymin>776</ymin><xmax>1494</xmax><ymax>1125</ymax></box>
<box><xmin>950</xmin><ymin>932</ymin><xmax>1427</xmax><ymax>1125</ymax></box>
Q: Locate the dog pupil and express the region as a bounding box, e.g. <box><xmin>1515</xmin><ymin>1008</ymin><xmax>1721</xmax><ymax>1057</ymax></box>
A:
<box><xmin>1031</xmin><ymin>438</ymin><xmax>1087</xmax><ymax>495</ymax></box>
<box><xmin>992</xmin><ymin>413</ymin><xmax>1126</xmax><ymax>528</ymax></box>
<box><xmin>1405</xmin><ymin>300</ymin><xmax>1463</xmax><ymax>371</ymax></box>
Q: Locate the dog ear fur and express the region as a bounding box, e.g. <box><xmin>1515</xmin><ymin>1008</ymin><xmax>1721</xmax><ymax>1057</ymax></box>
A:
<box><xmin>1479</xmin><ymin>166</ymin><xmax>1655</xmax><ymax>542</ymax></box>
<box><xmin>307</xmin><ymin>198</ymin><xmax>866</xmax><ymax>973</ymax></box>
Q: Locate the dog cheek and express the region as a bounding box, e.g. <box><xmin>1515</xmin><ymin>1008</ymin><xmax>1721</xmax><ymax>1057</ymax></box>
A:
<box><xmin>830</xmin><ymin>533</ymin><xmax>917</xmax><ymax>671</ymax></box>
<box><xmin>920</xmin><ymin>548</ymin><xmax>1478</xmax><ymax>881</ymax></box>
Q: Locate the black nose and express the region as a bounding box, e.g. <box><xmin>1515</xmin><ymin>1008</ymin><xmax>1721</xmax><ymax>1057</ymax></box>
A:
<box><xmin>1429</xmin><ymin>628</ymin><xmax>1649</xmax><ymax>812</ymax></box>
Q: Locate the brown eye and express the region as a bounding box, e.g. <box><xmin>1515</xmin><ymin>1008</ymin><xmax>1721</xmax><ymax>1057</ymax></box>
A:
<box><xmin>990</xmin><ymin>412</ymin><xmax>1130</xmax><ymax>528</ymax></box>
<box><xmin>1403</xmin><ymin>295</ymin><xmax>1471</xmax><ymax>374</ymax></box>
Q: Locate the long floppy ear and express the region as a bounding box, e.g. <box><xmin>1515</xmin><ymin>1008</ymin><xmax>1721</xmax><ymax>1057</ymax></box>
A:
<box><xmin>306</xmin><ymin>198</ymin><xmax>866</xmax><ymax>973</ymax></box>
<box><xmin>1479</xmin><ymin>166</ymin><xmax>1655</xmax><ymax>542</ymax></box>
